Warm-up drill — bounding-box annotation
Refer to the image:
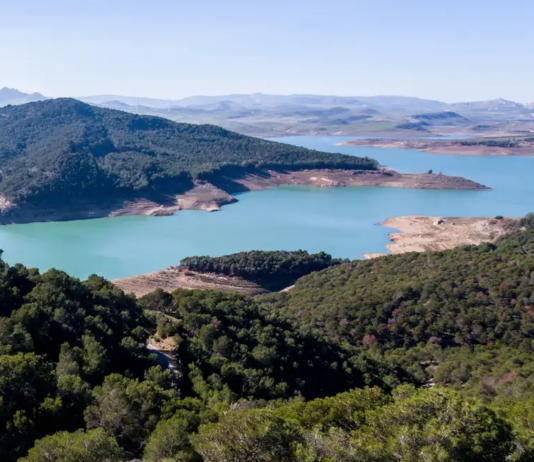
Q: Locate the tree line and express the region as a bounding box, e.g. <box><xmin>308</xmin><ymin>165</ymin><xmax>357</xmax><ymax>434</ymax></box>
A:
<box><xmin>179</xmin><ymin>250</ymin><xmax>345</xmax><ymax>290</ymax></box>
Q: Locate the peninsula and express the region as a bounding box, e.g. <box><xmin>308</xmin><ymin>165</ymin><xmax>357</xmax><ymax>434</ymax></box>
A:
<box><xmin>113</xmin><ymin>250</ymin><xmax>340</xmax><ymax>297</ymax></box>
<box><xmin>338</xmin><ymin>137</ymin><xmax>534</xmax><ymax>156</ymax></box>
<box><xmin>364</xmin><ymin>215</ymin><xmax>518</xmax><ymax>259</ymax></box>
<box><xmin>0</xmin><ymin>99</ymin><xmax>489</xmax><ymax>224</ymax></box>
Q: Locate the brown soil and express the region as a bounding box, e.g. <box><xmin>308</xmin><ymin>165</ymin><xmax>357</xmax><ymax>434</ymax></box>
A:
<box><xmin>338</xmin><ymin>139</ymin><xmax>534</xmax><ymax>156</ymax></box>
<box><xmin>112</xmin><ymin>267</ymin><xmax>266</xmax><ymax>298</ymax></box>
<box><xmin>363</xmin><ymin>215</ymin><xmax>517</xmax><ymax>259</ymax></box>
<box><xmin>149</xmin><ymin>336</ymin><xmax>178</xmax><ymax>352</ymax></box>
<box><xmin>231</xmin><ymin>169</ymin><xmax>489</xmax><ymax>191</ymax></box>
<box><xmin>177</xmin><ymin>181</ymin><xmax>236</xmax><ymax>212</ymax></box>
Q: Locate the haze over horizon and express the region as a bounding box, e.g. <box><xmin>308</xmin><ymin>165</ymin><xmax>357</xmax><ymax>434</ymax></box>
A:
<box><xmin>2</xmin><ymin>0</ymin><xmax>533</xmax><ymax>103</ymax></box>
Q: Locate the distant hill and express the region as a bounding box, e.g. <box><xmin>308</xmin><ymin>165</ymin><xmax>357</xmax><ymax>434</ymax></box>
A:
<box><xmin>77</xmin><ymin>94</ymin><xmax>172</xmax><ymax>109</ymax></box>
<box><xmin>0</xmin><ymin>98</ymin><xmax>377</xmax><ymax>208</ymax></box>
<box><xmin>394</xmin><ymin>121</ymin><xmax>431</xmax><ymax>132</ymax></box>
<box><xmin>73</xmin><ymin>93</ymin><xmax>515</xmax><ymax>137</ymax></box>
<box><xmin>78</xmin><ymin>93</ymin><xmax>448</xmax><ymax>114</ymax></box>
<box><xmin>411</xmin><ymin>111</ymin><xmax>471</xmax><ymax>126</ymax></box>
<box><xmin>171</xmin><ymin>94</ymin><xmax>450</xmax><ymax>115</ymax></box>
<box><xmin>450</xmin><ymin>98</ymin><xmax>523</xmax><ymax>111</ymax></box>
<box><xmin>5</xmin><ymin>90</ymin><xmax>525</xmax><ymax>137</ymax></box>
<box><xmin>0</xmin><ymin>87</ymin><xmax>47</xmax><ymax>107</ymax></box>
<box><xmin>448</xmin><ymin>99</ymin><xmax>529</xmax><ymax>119</ymax></box>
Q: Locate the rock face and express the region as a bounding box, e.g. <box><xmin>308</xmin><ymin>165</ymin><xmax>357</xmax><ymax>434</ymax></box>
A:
<box><xmin>177</xmin><ymin>180</ymin><xmax>237</xmax><ymax>212</ymax></box>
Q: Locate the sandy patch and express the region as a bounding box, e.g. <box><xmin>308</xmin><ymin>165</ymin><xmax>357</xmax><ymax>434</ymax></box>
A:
<box><xmin>113</xmin><ymin>267</ymin><xmax>266</xmax><ymax>298</ymax></box>
<box><xmin>365</xmin><ymin>215</ymin><xmax>517</xmax><ymax>258</ymax></box>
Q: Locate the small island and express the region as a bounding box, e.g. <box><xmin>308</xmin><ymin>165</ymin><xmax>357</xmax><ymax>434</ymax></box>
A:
<box><xmin>338</xmin><ymin>137</ymin><xmax>534</xmax><ymax>156</ymax></box>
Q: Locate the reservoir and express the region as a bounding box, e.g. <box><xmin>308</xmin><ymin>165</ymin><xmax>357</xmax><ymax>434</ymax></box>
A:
<box><xmin>0</xmin><ymin>136</ymin><xmax>532</xmax><ymax>280</ymax></box>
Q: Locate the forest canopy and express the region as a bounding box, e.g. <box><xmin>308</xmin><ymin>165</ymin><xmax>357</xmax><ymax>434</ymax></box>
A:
<box><xmin>179</xmin><ymin>250</ymin><xmax>344</xmax><ymax>290</ymax></box>
<box><xmin>0</xmin><ymin>99</ymin><xmax>378</xmax><ymax>206</ymax></box>
<box><xmin>3</xmin><ymin>217</ymin><xmax>534</xmax><ymax>460</ymax></box>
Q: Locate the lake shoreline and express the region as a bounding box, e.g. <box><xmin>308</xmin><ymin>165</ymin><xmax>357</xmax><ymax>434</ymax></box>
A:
<box><xmin>338</xmin><ymin>139</ymin><xmax>534</xmax><ymax>156</ymax></box>
<box><xmin>363</xmin><ymin>215</ymin><xmax>518</xmax><ymax>259</ymax></box>
<box><xmin>0</xmin><ymin>168</ymin><xmax>490</xmax><ymax>225</ymax></box>
<box><xmin>116</xmin><ymin>215</ymin><xmax>519</xmax><ymax>296</ymax></box>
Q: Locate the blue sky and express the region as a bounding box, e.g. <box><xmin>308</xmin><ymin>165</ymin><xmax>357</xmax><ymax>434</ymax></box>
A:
<box><xmin>1</xmin><ymin>0</ymin><xmax>532</xmax><ymax>102</ymax></box>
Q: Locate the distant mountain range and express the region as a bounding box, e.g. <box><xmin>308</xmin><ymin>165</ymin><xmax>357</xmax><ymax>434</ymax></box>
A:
<box><xmin>79</xmin><ymin>93</ymin><xmax>450</xmax><ymax>114</ymax></box>
<box><xmin>0</xmin><ymin>87</ymin><xmax>47</xmax><ymax>106</ymax></box>
<box><xmin>2</xmin><ymin>88</ymin><xmax>533</xmax><ymax>137</ymax></box>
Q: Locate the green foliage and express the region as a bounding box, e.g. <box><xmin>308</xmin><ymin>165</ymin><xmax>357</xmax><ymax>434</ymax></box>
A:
<box><xmin>19</xmin><ymin>428</ymin><xmax>124</xmax><ymax>462</ymax></box>
<box><xmin>259</xmin><ymin>227</ymin><xmax>534</xmax><ymax>349</ymax></box>
<box><xmin>354</xmin><ymin>386</ymin><xmax>513</xmax><ymax>462</ymax></box>
<box><xmin>143</xmin><ymin>412</ymin><xmax>202</xmax><ymax>462</ymax></box>
<box><xmin>84</xmin><ymin>372</ymin><xmax>176</xmax><ymax>456</ymax></box>
<box><xmin>145</xmin><ymin>289</ymin><xmax>371</xmax><ymax>402</ymax></box>
<box><xmin>192</xmin><ymin>409</ymin><xmax>298</xmax><ymax>462</ymax></box>
<box><xmin>6</xmin><ymin>219</ymin><xmax>534</xmax><ymax>460</ymax></box>
<box><xmin>380</xmin><ymin>343</ymin><xmax>534</xmax><ymax>404</ymax></box>
<box><xmin>0</xmin><ymin>256</ymin><xmax>155</xmax><ymax>461</ymax></box>
<box><xmin>192</xmin><ymin>386</ymin><xmax>515</xmax><ymax>462</ymax></box>
<box><xmin>0</xmin><ymin>99</ymin><xmax>378</xmax><ymax>206</ymax></box>
<box><xmin>180</xmin><ymin>250</ymin><xmax>344</xmax><ymax>290</ymax></box>
<box><xmin>497</xmin><ymin>400</ymin><xmax>534</xmax><ymax>461</ymax></box>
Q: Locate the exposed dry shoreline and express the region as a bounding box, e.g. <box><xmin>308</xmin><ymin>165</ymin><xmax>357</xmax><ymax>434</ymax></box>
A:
<box><xmin>364</xmin><ymin>215</ymin><xmax>517</xmax><ymax>259</ymax></box>
<box><xmin>113</xmin><ymin>267</ymin><xmax>267</xmax><ymax>297</ymax></box>
<box><xmin>338</xmin><ymin>139</ymin><xmax>534</xmax><ymax>156</ymax></box>
<box><xmin>116</xmin><ymin>215</ymin><xmax>516</xmax><ymax>297</ymax></box>
<box><xmin>0</xmin><ymin>169</ymin><xmax>489</xmax><ymax>225</ymax></box>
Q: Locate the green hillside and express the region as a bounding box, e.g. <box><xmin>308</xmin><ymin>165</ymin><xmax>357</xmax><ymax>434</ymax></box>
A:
<box><xmin>259</xmin><ymin>217</ymin><xmax>534</xmax><ymax>349</ymax></box>
<box><xmin>4</xmin><ymin>217</ymin><xmax>534</xmax><ymax>460</ymax></box>
<box><xmin>0</xmin><ymin>99</ymin><xmax>377</xmax><ymax>206</ymax></box>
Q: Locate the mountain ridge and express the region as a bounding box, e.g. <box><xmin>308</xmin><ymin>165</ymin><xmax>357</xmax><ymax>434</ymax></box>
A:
<box><xmin>0</xmin><ymin>87</ymin><xmax>47</xmax><ymax>106</ymax></box>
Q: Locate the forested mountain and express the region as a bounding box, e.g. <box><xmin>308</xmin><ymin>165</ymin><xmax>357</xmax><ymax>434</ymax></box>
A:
<box><xmin>0</xmin><ymin>99</ymin><xmax>377</xmax><ymax>207</ymax></box>
<box><xmin>5</xmin><ymin>217</ymin><xmax>534</xmax><ymax>460</ymax></box>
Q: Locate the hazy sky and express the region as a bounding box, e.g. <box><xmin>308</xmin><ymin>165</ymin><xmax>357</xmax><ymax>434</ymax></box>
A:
<box><xmin>1</xmin><ymin>0</ymin><xmax>533</xmax><ymax>102</ymax></box>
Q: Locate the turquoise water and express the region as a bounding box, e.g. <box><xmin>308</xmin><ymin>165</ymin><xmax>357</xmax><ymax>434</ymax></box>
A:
<box><xmin>0</xmin><ymin>136</ymin><xmax>532</xmax><ymax>280</ymax></box>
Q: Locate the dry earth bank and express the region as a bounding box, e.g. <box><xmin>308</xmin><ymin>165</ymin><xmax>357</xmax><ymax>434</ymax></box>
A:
<box><xmin>0</xmin><ymin>169</ymin><xmax>489</xmax><ymax>224</ymax></box>
<box><xmin>364</xmin><ymin>215</ymin><xmax>517</xmax><ymax>259</ymax></box>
